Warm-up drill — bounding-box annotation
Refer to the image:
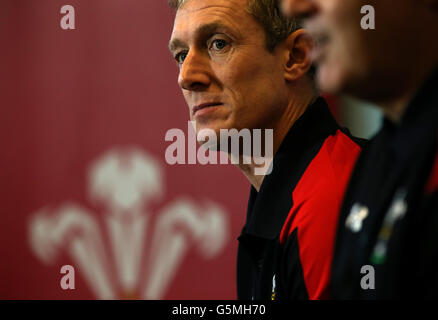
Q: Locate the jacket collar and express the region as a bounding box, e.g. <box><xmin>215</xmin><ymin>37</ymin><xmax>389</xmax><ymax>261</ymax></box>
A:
<box><xmin>383</xmin><ymin>66</ymin><xmax>438</xmax><ymax>163</ymax></box>
<box><xmin>242</xmin><ymin>97</ymin><xmax>340</xmax><ymax>240</ymax></box>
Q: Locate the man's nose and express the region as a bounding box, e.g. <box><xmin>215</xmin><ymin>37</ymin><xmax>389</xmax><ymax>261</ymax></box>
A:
<box><xmin>178</xmin><ymin>50</ymin><xmax>211</xmax><ymax>91</ymax></box>
<box><xmin>281</xmin><ymin>0</ymin><xmax>318</xmax><ymax>19</ymax></box>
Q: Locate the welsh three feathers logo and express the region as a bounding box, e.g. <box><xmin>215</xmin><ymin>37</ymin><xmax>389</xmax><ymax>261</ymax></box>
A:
<box><xmin>28</xmin><ymin>148</ymin><xmax>229</xmax><ymax>299</ymax></box>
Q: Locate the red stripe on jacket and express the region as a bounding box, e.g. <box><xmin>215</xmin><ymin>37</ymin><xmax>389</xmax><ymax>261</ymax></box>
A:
<box><xmin>425</xmin><ymin>149</ymin><xmax>438</xmax><ymax>195</ymax></box>
<box><xmin>279</xmin><ymin>130</ymin><xmax>361</xmax><ymax>299</ymax></box>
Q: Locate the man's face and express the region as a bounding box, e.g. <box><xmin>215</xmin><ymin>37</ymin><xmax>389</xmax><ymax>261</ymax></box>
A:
<box><xmin>169</xmin><ymin>0</ymin><xmax>289</xmax><ymax>140</ymax></box>
<box><xmin>280</xmin><ymin>0</ymin><xmax>417</xmax><ymax>102</ymax></box>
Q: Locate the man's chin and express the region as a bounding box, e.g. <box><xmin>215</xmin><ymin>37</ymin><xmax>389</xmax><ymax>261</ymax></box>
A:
<box><xmin>316</xmin><ymin>63</ymin><xmax>347</xmax><ymax>95</ymax></box>
<box><xmin>195</xmin><ymin>123</ymin><xmax>219</xmax><ymax>136</ymax></box>
<box><xmin>195</xmin><ymin>124</ymin><xmax>220</xmax><ymax>144</ymax></box>
<box><xmin>195</xmin><ymin>118</ymin><xmax>231</xmax><ymax>136</ymax></box>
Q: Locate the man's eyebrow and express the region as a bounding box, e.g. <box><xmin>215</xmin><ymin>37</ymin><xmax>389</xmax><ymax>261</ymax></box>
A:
<box><xmin>169</xmin><ymin>38</ymin><xmax>186</xmax><ymax>53</ymax></box>
<box><xmin>169</xmin><ymin>22</ymin><xmax>236</xmax><ymax>53</ymax></box>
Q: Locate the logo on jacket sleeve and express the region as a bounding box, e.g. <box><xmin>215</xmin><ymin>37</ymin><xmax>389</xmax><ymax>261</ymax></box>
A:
<box><xmin>370</xmin><ymin>189</ymin><xmax>408</xmax><ymax>265</ymax></box>
<box><xmin>345</xmin><ymin>203</ymin><xmax>369</xmax><ymax>233</ymax></box>
<box><xmin>271</xmin><ymin>274</ymin><xmax>277</xmax><ymax>300</ymax></box>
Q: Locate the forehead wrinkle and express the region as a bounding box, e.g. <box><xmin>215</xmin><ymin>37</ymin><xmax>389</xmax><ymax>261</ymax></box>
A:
<box><xmin>171</xmin><ymin>1</ymin><xmax>256</xmax><ymax>48</ymax></box>
<box><xmin>169</xmin><ymin>21</ymin><xmax>239</xmax><ymax>53</ymax></box>
<box><xmin>179</xmin><ymin>0</ymin><xmax>247</xmax><ymax>13</ymax></box>
<box><xmin>180</xmin><ymin>1</ymin><xmax>248</xmax><ymax>25</ymax></box>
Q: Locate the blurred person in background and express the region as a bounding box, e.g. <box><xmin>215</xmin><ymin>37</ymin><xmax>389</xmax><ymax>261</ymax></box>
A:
<box><xmin>168</xmin><ymin>0</ymin><xmax>363</xmax><ymax>299</ymax></box>
<box><xmin>281</xmin><ymin>0</ymin><xmax>438</xmax><ymax>298</ymax></box>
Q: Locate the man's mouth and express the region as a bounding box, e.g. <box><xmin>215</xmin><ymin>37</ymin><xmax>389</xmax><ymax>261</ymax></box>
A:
<box><xmin>192</xmin><ymin>102</ymin><xmax>223</xmax><ymax>116</ymax></box>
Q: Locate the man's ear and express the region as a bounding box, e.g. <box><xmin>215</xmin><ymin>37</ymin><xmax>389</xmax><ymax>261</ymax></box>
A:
<box><xmin>283</xmin><ymin>29</ymin><xmax>314</xmax><ymax>82</ymax></box>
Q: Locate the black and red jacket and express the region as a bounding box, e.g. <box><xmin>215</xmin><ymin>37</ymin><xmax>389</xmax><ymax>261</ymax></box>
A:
<box><xmin>237</xmin><ymin>97</ymin><xmax>364</xmax><ymax>300</ymax></box>
<box><xmin>331</xmin><ymin>68</ymin><xmax>438</xmax><ymax>299</ymax></box>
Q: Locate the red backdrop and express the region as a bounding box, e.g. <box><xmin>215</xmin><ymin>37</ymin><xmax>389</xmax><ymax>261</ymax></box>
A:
<box><xmin>0</xmin><ymin>0</ymin><xmax>339</xmax><ymax>300</ymax></box>
<box><xmin>0</xmin><ymin>0</ymin><xmax>251</xmax><ymax>300</ymax></box>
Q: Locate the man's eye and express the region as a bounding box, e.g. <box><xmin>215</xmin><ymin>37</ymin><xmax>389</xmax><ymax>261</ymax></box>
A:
<box><xmin>175</xmin><ymin>51</ymin><xmax>188</xmax><ymax>64</ymax></box>
<box><xmin>211</xmin><ymin>39</ymin><xmax>228</xmax><ymax>51</ymax></box>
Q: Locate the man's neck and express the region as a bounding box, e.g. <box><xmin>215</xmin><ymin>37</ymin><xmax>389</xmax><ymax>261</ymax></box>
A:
<box><xmin>380</xmin><ymin>90</ymin><xmax>414</xmax><ymax>124</ymax></box>
<box><xmin>236</xmin><ymin>91</ymin><xmax>317</xmax><ymax>192</ymax></box>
